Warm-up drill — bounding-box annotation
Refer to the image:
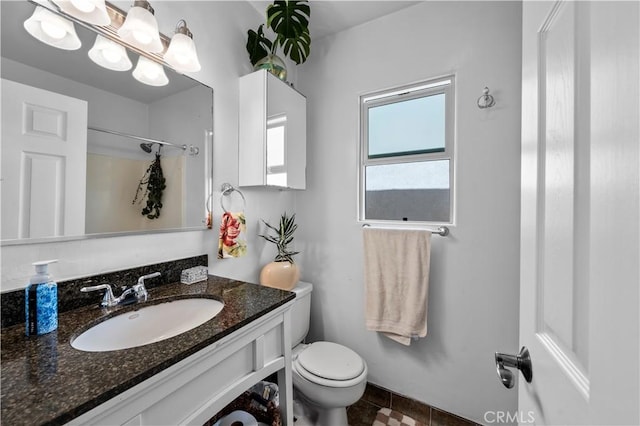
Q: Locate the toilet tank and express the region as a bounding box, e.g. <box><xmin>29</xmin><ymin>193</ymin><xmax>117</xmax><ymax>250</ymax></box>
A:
<box><xmin>291</xmin><ymin>281</ymin><xmax>313</xmax><ymax>346</ymax></box>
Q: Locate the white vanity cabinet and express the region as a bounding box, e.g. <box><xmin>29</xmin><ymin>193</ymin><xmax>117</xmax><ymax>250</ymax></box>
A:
<box><xmin>239</xmin><ymin>70</ymin><xmax>306</xmax><ymax>189</ymax></box>
<box><xmin>69</xmin><ymin>302</ymin><xmax>293</xmax><ymax>426</ymax></box>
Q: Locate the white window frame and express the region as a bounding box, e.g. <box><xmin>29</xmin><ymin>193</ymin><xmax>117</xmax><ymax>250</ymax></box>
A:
<box><xmin>358</xmin><ymin>75</ymin><xmax>456</xmax><ymax>225</ymax></box>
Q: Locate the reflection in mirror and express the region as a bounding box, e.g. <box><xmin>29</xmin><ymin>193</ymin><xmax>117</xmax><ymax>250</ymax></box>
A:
<box><xmin>0</xmin><ymin>1</ymin><xmax>213</xmax><ymax>244</ymax></box>
<box><xmin>263</xmin><ymin>71</ymin><xmax>305</xmax><ymax>190</ymax></box>
<box><xmin>266</xmin><ymin>115</ymin><xmax>287</xmax><ymax>186</ymax></box>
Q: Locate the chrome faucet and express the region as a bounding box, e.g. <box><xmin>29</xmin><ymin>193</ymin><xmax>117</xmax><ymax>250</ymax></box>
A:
<box><xmin>80</xmin><ymin>283</ymin><xmax>118</xmax><ymax>307</ymax></box>
<box><xmin>80</xmin><ymin>272</ymin><xmax>161</xmax><ymax>307</ymax></box>
<box><xmin>129</xmin><ymin>272</ymin><xmax>161</xmax><ymax>302</ymax></box>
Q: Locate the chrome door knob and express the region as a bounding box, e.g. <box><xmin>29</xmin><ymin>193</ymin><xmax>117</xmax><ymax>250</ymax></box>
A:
<box><xmin>495</xmin><ymin>346</ymin><xmax>533</xmax><ymax>389</ymax></box>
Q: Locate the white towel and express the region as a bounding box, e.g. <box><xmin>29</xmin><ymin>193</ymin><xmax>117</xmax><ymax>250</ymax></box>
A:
<box><xmin>363</xmin><ymin>228</ymin><xmax>431</xmax><ymax>345</ymax></box>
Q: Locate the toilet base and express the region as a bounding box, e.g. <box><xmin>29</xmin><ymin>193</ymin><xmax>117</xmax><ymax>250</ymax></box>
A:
<box><xmin>294</xmin><ymin>390</ymin><xmax>349</xmax><ymax>426</ymax></box>
<box><xmin>292</xmin><ymin>398</ymin><xmax>315</xmax><ymax>426</ymax></box>
<box><xmin>316</xmin><ymin>407</ymin><xmax>348</xmax><ymax>426</ymax></box>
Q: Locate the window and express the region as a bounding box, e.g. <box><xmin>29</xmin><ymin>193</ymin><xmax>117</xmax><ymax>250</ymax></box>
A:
<box><xmin>359</xmin><ymin>76</ymin><xmax>454</xmax><ymax>224</ymax></box>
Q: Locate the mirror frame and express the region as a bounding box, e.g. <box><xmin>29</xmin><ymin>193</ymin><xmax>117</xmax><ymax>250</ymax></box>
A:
<box><xmin>1</xmin><ymin>0</ymin><xmax>214</xmax><ymax>246</ymax></box>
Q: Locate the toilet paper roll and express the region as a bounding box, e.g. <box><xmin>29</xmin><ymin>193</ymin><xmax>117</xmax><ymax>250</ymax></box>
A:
<box><xmin>217</xmin><ymin>410</ymin><xmax>258</xmax><ymax>426</ymax></box>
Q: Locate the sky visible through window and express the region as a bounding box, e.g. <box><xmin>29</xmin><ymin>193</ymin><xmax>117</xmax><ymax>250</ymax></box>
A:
<box><xmin>367</xmin><ymin>93</ymin><xmax>448</xmax><ymax>191</ymax></box>
<box><xmin>368</xmin><ymin>93</ymin><xmax>445</xmax><ymax>157</ymax></box>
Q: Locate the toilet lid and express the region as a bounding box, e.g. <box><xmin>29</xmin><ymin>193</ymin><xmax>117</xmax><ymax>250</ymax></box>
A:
<box><xmin>296</xmin><ymin>342</ymin><xmax>365</xmax><ymax>381</ymax></box>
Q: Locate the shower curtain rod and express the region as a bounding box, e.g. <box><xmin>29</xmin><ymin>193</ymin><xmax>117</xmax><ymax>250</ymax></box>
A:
<box><xmin>362</xmin><ymin>223</ymin><xmax>450</xmax><ymax>237</ymax></box>
<box><xmin>88</xmin><ymin>126</ymin><xmax>199</xmax><ymax>155</ymax></box>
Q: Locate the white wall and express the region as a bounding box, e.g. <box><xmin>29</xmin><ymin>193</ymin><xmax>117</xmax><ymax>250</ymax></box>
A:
<box><xmin>295</xmin><ymin>2</ymin><xmax>522</xmax><ymax>423</ymax></box>
<box><xmin>0</xmin><ymin>1</ymin><xmax>295</xmax><ymax>290</ymax></box>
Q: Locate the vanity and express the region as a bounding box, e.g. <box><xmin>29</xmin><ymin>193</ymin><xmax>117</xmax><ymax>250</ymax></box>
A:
<box><xmin>1</xmin><ymin>3</ymin><xmax>296</xmax><ymax>424</ymax></box>
<box><xmin>0</xmin><ymin>274</ymin><xmax>295</xmax><ymax>425</ymax></box>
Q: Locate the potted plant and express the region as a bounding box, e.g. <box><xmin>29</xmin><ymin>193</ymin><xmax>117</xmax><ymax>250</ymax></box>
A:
<box><xmin>246</xmin><ymin>0</ymin><xmax>311</xmax><ymax>81</ymax></box>
<box><xmin>259</xmin><ymin>212</ymin><xmax>300</xmax><ymax>290</ymax></box>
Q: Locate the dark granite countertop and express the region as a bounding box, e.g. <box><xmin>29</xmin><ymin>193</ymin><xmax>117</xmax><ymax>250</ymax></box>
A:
<box><xmin>1</xmin><ymin>275</ymin><xmax>295</xmax><ymax>426</ymax></box>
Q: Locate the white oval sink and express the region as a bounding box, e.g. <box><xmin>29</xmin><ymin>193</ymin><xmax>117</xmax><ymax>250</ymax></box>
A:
<box><xmin>71</xmin><ymin>298</ymin><xmax>224</xmax><ymax>352</ymax></box>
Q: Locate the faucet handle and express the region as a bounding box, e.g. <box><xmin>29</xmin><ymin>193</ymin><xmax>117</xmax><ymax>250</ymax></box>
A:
<box><xmin>133</xmin><ymin>272</ymin><xmax>160</xmax><ymax>301</ymax></box>
<box><xmin>137</xmin><ymin>272</ymin><xmax>161</xmax><ymax>285</ymax></box>
<box><xmin>81</xmin><ymin>284</ymin><xmax>117</xmax><ymax>307</ymax></box>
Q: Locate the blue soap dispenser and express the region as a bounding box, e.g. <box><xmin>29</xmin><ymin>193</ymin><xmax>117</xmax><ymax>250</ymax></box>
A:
<box><xmin>25</xmin><ymin>260</ymin><xmax>58</xmax><ymax>336</ymax></box>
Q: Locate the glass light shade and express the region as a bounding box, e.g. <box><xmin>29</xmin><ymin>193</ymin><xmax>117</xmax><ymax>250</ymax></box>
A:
<box><xmin>88</xmin><ymin>35</ymin><xmax>132</xmax><ymax>71</ymax></box>
<box><xmin>52</xmin><ymin>0</ymin><xmax>110</xmax><ymax>26</ymax></box>
<box><xmin>133</xmin><ymin>56</ymin><xmax>168</xmax><ymax>86</ymax></box>
<box><xmin>164</xmin><ymin>32</ymin><xmax>201</xmax><ymax>72</ymax></box>
<box><xmin>117</xmin><ymin>3</ymin><xmax>163</xmax><ymax>53</ymax></box>
<box><xmin>24</xmin><ymin>6</ymin><xmax>81</xmax><ymax>50</ymax></box>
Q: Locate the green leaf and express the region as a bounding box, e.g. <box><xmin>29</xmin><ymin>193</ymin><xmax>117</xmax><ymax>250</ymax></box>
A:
<box><xmin>267</xmin><ymin>1</ymin><xmax>311</xmax><ymax>65</ymax></box>
<box><xmin>259</xmin><ymin>234</ymin><xmax>280</xmax><ymax>245</ymax></box>
<box><xmin>246</xmin><ymin>25</ymin><xmax>273</xmax><ymax>66</ymax></box>
<box><xmin>267</xmin><ymin>1</ymin><xmax>310</xmax><ymax>39</ymax></box>
<box><xmin>279</xmin><ymin>27</ymin><xmax>310</xmax><ymax>65</ymax></box>
<box><xmin>261</xmin><ymin>219</ymin><xmax>280</xmax><ymax>234</ymax></box>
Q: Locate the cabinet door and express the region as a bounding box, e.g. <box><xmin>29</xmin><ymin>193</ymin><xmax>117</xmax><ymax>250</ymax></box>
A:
<box><xmin>239</xmin><ymin>70</ymin><xmax>306</xmax><ymax>189</ymax></box>
<box><xmin>239</xmin><ymin>71</ymin><xmax>267</xmax><ymax>187</ymax></box>
<box><xmin>266</xmin><ymin>73</ymin><xmax>306</xmax><ymax>189</ymax></box>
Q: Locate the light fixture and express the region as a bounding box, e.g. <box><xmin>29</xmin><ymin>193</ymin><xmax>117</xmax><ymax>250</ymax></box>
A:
<box><xmin>117</xmin><ymin>0</ymin><xmax>163</xmax><ymax>53</ymax></box>
<box><xmin>52</xmin><ymin>0</ymin><xmax>110</xmax><ymax>26</ymax></box>
<box><xmin>164</xmin><ymin>20</ymin><xmax>201</xmax><ymax>73</ymax></box>
<box><xmin>88</xmin><ymin>35</ymin><xmax>133</xmax><ymax>71</ymax></box>
<box><xmin>132</xmin><ymin>56</ymin><xmax>168</xmax><ymax>86</ymax></box>
<box><xmin>24</xmin><ymin>5</ymin><xmax>81</xmax><ymax>50</ymax></box>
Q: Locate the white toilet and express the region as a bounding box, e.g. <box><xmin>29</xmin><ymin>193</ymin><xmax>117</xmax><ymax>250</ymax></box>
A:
<box><xmin>290</xmin><ymin>282</ymin><xmax>368</xmax><ymax>426</ymax></box>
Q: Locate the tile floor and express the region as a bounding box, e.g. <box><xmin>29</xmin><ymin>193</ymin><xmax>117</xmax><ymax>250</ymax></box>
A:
<box><xmin>210</xmin><ymin>381</ymin><xmax>479</xmax><ymax>426</ymax></box>
<box><xmin>346</xmin><ymin>383</ymin><xmax>479</xmax><ymax>426</ymax></box>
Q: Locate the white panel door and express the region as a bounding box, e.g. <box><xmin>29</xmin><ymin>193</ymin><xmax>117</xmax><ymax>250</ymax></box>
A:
<box><xmin>519</xmin><ymin>1</ymin><xmax>639</xmax><ymax>424</ymax></box>
<box><xmin>1</xmin><ymin>79</ymin><xmax>88</xmax><ymax>239</ymax></box>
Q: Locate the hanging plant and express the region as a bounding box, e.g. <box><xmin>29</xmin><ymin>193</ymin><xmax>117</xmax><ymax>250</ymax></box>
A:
<box><xmin>132</xmin><ymin>152</ymin><xmax>166</xmax><ymax>219</ymax></box>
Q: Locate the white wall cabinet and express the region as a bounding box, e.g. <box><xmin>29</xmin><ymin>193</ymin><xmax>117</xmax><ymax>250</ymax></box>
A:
<box><xmin>239</xmin><ymin>70</ymin><xmax>306</xmax><ymax>189</ymax></box>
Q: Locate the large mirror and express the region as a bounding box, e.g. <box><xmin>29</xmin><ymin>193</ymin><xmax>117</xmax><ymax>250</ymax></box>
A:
<box><xmin>0</xmin><ymin>0</ymin><xmax>213</xmax><ymax>244</ymax></box>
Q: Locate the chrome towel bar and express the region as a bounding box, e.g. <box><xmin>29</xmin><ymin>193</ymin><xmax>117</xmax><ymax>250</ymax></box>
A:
<box><xmin>362</xmin><ymin>224</ymin><xmax>449</xmax><ymax>237</ymax></box>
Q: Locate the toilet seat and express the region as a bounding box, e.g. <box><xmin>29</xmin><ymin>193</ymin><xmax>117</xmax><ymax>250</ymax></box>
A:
<box><xmin>293</xmin><ymin>342</ymin><xmax>366</xmax><ymax>388</ymax></box>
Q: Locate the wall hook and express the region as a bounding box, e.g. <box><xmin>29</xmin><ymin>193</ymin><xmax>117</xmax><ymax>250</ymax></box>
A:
<box><xmin>477</xmin><ymin>86</ymin><xmax>496</xmax><ymax>109</ymax></box>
